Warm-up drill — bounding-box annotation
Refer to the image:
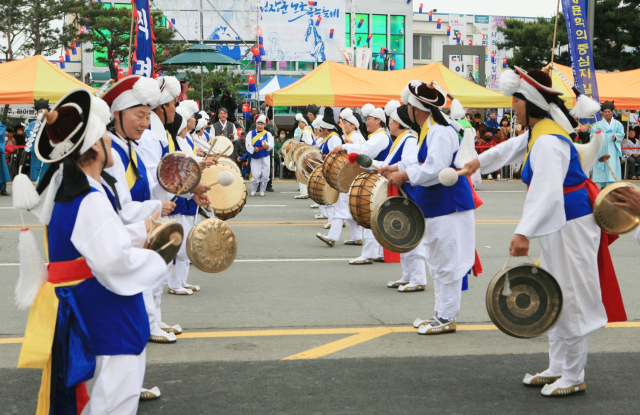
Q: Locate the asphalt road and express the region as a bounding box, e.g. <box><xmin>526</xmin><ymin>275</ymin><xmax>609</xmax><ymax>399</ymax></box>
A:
<box><xmin>0</xmin><ymin>179</ymin><xmax>639</xmax><ymax>414</ymax></box>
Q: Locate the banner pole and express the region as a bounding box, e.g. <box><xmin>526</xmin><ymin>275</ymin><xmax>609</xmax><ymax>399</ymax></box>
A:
<box><xmin>550</xmin><ymin>0</ymin><xmax>560</xmax><ymax>64</ymax></box>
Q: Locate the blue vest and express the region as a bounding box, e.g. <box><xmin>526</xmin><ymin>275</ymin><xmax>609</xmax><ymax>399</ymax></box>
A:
<box><xmin>172</xmin><ymin>196</ymin><xmax>197</xmax><ymax>216</ymax></box>
<box><xmin>111</xmin><ymin>142</ymin><xmax>151</xmax><ymax>203</ymax></box>
<box><xmin>411</xmin><ymin>134</ymin><xmax>475</xmax><ymax>218</ymax></box>
<box><xmin>372</xmin><ymin>132</ymin><xmax>393</xmax><ymax>162</ymax></box>
<box><xmin>320</xmin><ymin>132</ymin><xmax>342</xmax><ymax>155</ymax></box>
<box><xmin>47</xmin><ymin>187</ymin><xmax>149</xmax><ymax>356</ymax></box>
<box><xmin>248</xmin><ymin>130</ymin><xmax>270</xmax><ymax>159</ymax></box>
<box><xmin>385</xmin><ymin>133</ymin><xmax>415</xmax><ymax>167</ymax></box>
<box><xmin>521</xmin><ymin>134</ymin><xmax>592</xmax><ymax>221</ymax></box>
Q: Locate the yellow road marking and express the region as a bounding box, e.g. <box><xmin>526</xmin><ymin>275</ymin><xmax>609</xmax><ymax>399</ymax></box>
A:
<box><xmin>283</xmin><ymin>332</ymin><xmax>390</xmax><ymax>360</ymax></box>
<box><xmin>0</xmin><ymin>220</ymin><xmax>520</xmax><ymax>231</ymax></box>
<box><xmin>2</xmin><ymin>322</ymin><xmax>638</xmax><ymax>345</ymax></box>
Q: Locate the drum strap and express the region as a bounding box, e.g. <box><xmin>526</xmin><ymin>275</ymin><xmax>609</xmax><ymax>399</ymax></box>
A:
<box><xmin>252</xmin><ymin>130</ymin><xmax>268</xmax><ymax>146</ymax></box>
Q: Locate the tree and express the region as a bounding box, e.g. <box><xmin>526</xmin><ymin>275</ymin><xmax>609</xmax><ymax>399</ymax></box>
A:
<box><xmin>21</xmin><ymin>0</ymin><xmax>86</xmax><ymax>56</ymax></box>
<box><xmin>497</xmin><ymin>16</ymin><xmax>569</xmax><ymax>70</ymax></box>
<box><xmin>497</xmin><ymin>0</ymin><xmax>640</xmax><ymax>72</ymax></box>
<box><xmin>183</xmin><ymin>67</ymin><xmax>244</xmax><ymax>106</ymax></box>
<box><xmin>0</xmin><ymin>0</ymin><xmax>27</xmax><ymax>122</ymax></box>
<box><xmin>63</xmin><ymin>2</ymin><xmax>183</xmax><ymax>79</ymax></box>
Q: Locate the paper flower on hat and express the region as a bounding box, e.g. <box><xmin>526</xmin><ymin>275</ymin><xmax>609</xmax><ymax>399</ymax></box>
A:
<box><xmin>385</xmin><ymin>100</ymin><xmax>401</xmax><ymax>117</ymax></box>
<box><xmin>175</xmin><ymin>105</ymin><xmax>192</xmax><ymax>122</ymax></box>
<box><xmin>361</xmin><ymin>103</ymin><xmax>375</xmax><ymax>118</ymax></box>
<box><xmin>133</xmin><ymin>76</ymin><xmax>162</xmax><ymax>106</ymax></box>
<box><xmin>499</xmin><ymin>69</ymin><xmax>521</xmax><ymax>97</ymax></box>
<box><xmin>179</xmin><ymin>100</ymin><xmax>199</xmax><ymax>115</ymax></box>
<box><xmin>340</xmin><ymin>108</ymin><xmax>359</xmax><ymax>127</ymax></box>
<box><xmin>195</xmin><ymin>118</ymin><xmax>208</xmax><ymax>132</ymax></box>
<box><xmin>198</xmin><ymin>110</ymin><xmax>210</xmax><ymax>121</ymax></box>
<box><xmin>156</xmin><ymin>76</ymin><xmax>181</xmax><ymax>107</ymax></box>
<box><xmin>295</xmin><ymin>113</ymin><xmax>304</xmax><ymax>122</ymax></box>
<box><xmin>92</xmin><ymin>96</ymin><xmax>112</xmax><ymax>125</ymax></box>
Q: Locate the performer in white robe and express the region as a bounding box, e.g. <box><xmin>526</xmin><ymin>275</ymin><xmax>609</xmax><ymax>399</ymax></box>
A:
<box><xmin>382</xmin><ymin>81</ymin><xmax>476</xmax><ymax>334</ymax></box>
<box><xmin>316</xmin><ymin>107</ymin><xmax>362</xmax><ymax>246</ymax></box>
<box><xmin>19</xmin><ymin>89</ymin><xmax>168</xmax><ymax>414</ymax></box>
<box><xmin>382</xmin><ymin>102</ymin><xmax>427</xmax><ymax>292</ymax></box>
<box><xmin>335</xmin><ymin>106</ymin><xmax>392</xmax><ymax>264</ymax></box>
<box><xmin>592</xmin><ymin>101</ymin><xmax>625</xmax><ymax>187</ymax></box>
<box><xmin>465</xmin><ymin>67</ymin><xmax>625</xmax><ymax>397</ymax></box>
<box><xmin>295</xmin><ymin>113</ymin><xmax>315</xmax><ymax>200</ymax></box>
<box><xmin>245</xmin><ymin>115</ymin><xmax>274</xmax><ymax>196</ymax></box>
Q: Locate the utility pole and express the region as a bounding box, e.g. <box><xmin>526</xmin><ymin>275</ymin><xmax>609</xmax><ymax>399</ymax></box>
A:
<box><xmin>587</xmin><ymin>0</ymin><xmax>594</xmax><ymax>50</ymax></box>
<box><xmin>351</xmin><ymin>0</ymin><xmax>356</xmax><ymax>53</ymax></box>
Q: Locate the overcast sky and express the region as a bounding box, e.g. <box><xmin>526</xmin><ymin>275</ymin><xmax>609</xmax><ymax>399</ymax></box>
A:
<box><xmin>414</xmin><ymin>0</ymin><xmax>560</xmax><ymax>18</ymax></box>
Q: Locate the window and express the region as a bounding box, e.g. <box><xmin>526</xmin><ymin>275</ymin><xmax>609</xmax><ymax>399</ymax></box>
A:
<box><xmin>298</xmin><ymin>62</ymin><xmax>315</xmax><ymax>71</ymax></box>
<box><xmin>345</xmin><ymin>13</ymin><xmax>351</xmax><ymax>47</ymax></box>
<box><xmin>279</xmin><ymin>61</ymin><xmax>295</xmax><ymax>71</ymax></box>
<box><xmin>413</xmin><ymin>35</ymin><xmax>432</xmax><ymax>60</ymax></box>
<box><xmin>389</xmin><ymin>15</ymin><xmax>405</xmax><ymax>69</ymax></box>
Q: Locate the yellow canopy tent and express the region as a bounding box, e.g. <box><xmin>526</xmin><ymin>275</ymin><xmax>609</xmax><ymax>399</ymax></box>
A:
<box><xmin>265</xmin><ymin>61</ymin><xmax>512</xmax><ymax>109</ymax></box>
<box><xmin>551</xmin><ymin>64</ymin><xmax>640</xmax><ymax>111</ymax></box>
<box><xmin>0</xmin><ymin>55</ymin><xmax>96</xmax><ymax>104</ymax></box>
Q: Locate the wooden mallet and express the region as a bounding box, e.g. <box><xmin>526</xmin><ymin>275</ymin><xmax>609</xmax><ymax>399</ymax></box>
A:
<box><xmin>599</xmin><ymin>154</ymin><xmax>619</xmax><ymax>182</ymax></box>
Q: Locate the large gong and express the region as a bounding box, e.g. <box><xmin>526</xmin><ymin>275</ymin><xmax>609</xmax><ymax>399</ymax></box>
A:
<box><xmin>486</xmin><ymin>263</ymin><xmax>563</xmax><ymax>339</ymax></box>
<box><xmin>370</xmin><ymin>197</ymin><xmax>425</xmax><ymax>253</ymax></box>
<box><xmin>593</xmin><ymin>182</ymin><xmax>640</xmax><ymax>235</ymax></box>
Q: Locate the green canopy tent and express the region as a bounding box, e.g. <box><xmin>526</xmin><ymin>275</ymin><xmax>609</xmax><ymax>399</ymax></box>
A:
<box><xmin>160</xmin><ymin>43</ymin><xmax>240</xmax><ymax>103</ymax></box>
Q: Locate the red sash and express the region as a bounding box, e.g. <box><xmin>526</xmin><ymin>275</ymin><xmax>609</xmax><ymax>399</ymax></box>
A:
<box><xmin>47</xmin><ymin>258</ymin><xmax>94</xmax><ymax>284</ymax></box>
<box><xmin>584</xmin><ymin>179</ymin><xmax>627</xmax><ymax>322</ymax></box>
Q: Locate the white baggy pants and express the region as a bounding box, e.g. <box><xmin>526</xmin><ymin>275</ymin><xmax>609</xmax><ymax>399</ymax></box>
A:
<box><xmin>81</xmin><ymin>349</ymin><xmax>146</xmax><ymax>415</ymax></box>
<box><xmin>399</xmin><ymin>242</ymin><xmax>427</xmax><ymax>286</ymax></box>
<box><xmin>250</xmin><ymin>157</ymin><xmax>270</xmax><ymax>193</ymax></box>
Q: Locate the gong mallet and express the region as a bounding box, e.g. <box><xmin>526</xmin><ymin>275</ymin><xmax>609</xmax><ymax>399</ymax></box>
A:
<box><xmin>155</xmin><ymin>232</ymin><xmax>183</xmax><ymax>253</ymax></box>
<box><xmin>349</xmin><ymin>153</ymin><xmax>382</xmax><ymax>170</ymax></box>
<box><xmin>204</xmin><ymin>170</ymin><xmax>235</xmax><ymax>187</ymax></box>
<box><xmin>599</xmin><ymin>154</ymin><xmax>619</xmax><ymax>182</ymax></box>
<box><xmin>438</xmin><ymin>167</ymin><xmax>470</xmax><ymax>186</ymax></box>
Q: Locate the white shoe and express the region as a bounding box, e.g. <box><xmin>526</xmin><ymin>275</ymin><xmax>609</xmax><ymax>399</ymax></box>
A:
<box><xmin>294</xmin><ymin>194</ymin><xmax>309</xmax><ymax>199</ymax></box>
<box><xmin>323</xmin><ymin>222</ymin><xmax>331</xmax><ymax>229</ymax></box>
<box><xmin>251</xmin><ymin>192</ymin><xmax>256</xmax><ymax>196</ymax></box>
<box><xmin>314</xmin><ymin>214</ymin><xmax>327</xmax><ymax>219</ymax></box>
<box><xmin>349</xmin><ymin>256</ymin><xmax>373</xmax><ymax>265</ymax></box>
<box><xmin>167</xmin><ymin>287</ymin><xmax>193</xmax><ymax>295</ymax></box>
<box><xmin>140</xmin><ymin>386</ymin><xmax>161</xmax><ymax>400</ymax></box>
<box><xmin>158</xmin><ymin>322</ymin><xmax>183</xmax><ymax>335</ymax></box>
<box><xmin>149</xmin><ymin>327</ymin><xmax>177</xmax><ymax>343</ymax></box>
<box><xmin>487</xmin><ymin>174</ymin><xmax>493</xmax><ymax>180</ymax></box>
<box><xmin>523</xmin><ymin>372</ymin><xmax>561</xmax><ymax>386</ymax></box>
<box><xmin>541</xmin><ymin>379</ymin><xmax>586</xmax><ymax>396</ymax></box>
<box><xmin>413</xmin><ymin>316</ymin><xmax>436</xmax><ymax>328</ymax></box>
<box><xmin>260</xmin><ymin>192</ymin><xmax>265</xmax><ymax>196</ymax></box>
<box><xmin>310</xmin><ymin>203</ymin><xmax>319</xmax><ymax>208</ymax></box>
<box><xmin>417</xmin><ymin>316</ymin><xmax>456</xmax><ymax>335</ymax></box>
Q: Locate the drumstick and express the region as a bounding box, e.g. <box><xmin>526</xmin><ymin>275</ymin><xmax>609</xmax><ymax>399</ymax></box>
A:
<box><xmin>598</xmin><ymin>155</ymin><xmax>619</xmax><ymax>182</ymax></box>
<box><xmin>438</xmin><ymin>167</ymin><xmax>469</xmax><ymax>187</ymax></box>
<box><xmin>205</xmin><ymin>171</ymin><xmax>235</xmax><ymax>187</ymax></box>
<box><xmin>155</xmin><ymin>232</ymin><xmax>183</xmax><ymax>252</ymax></box>
<box><xmin>170</xmin><ymin>172</ymin><xmax>197</xmax><ymax>202</ymax></box>
<box><xmin>202</xmin><ymin>137</ymin><xmax>219</xmax><ymax>162</ymax></box>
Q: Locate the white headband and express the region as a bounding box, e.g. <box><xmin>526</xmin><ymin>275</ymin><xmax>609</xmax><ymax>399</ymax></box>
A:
<box><xmin>390</xmin><ymin>110</ymin><xmax>410</xmax><ymax>129</ymax></box>
<box><xmin>312</xmin><ymin>115</ymin><xmax>323</xmax><ymax>129</ymax></box>
<box><xmin>500</xmin><ymin>69</ymin><xmax>550</xmax><ymax>112</ymax></box>
<box><xmin>367</xmin><ymin>108</ymin><xmax>386</xmax><ymax>121</ymax></box>
<box><xmin>319</xmin><ymin>118</ymin><xmax>335</xmax><ymax>130</ymax></box>
<box><xmin>340</xmin><ymin>108</ymin><xmax>359</xmax><ymax>128</ymax></box>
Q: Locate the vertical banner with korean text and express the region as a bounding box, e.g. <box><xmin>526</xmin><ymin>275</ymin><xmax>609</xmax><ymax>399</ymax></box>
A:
<box><xmin>129</xmin><ymin>0</ymin><xmax>156</xmax><ymax>78</ymax></box>
<box><xmin>562</xmin><ymin>0</ymin><xmax>600</xmax><ymax>121</ymax></box>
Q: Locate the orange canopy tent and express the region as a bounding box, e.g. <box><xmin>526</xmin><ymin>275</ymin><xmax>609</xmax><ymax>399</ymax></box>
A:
<box><xmin>265</xmin><ymin>61</ymin><xmax>512</xmax><ymax>109</ymax></box>
<box><xmin>551</xmin><ymin>64</ymin><xmax>640</xmax><ymax>110</ymax></box>
<box><xmin>0</xmin><ymin>55</ymin><xmax>96</xmax><ymax>104</ymax></box>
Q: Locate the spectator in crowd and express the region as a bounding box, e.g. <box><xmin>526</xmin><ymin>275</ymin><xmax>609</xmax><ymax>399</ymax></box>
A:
<box><xmin>574</xmin><ymin>123</ymin><xmax>591</xmax><ymax>144</ymax></box>
<box><xmin>13</xmin><ymin>125</ymin><xmax>26</xmax><ymax>145</ymax></box>
<box><xmin>232</xmin><ymin>132</ymin><xmax>249</xmax><ymax>177</ymax></box>
<box><xmin>472</xmin><ymin>113</ymin><xmax>483</xmax><ymax>131</ymax></box>
<box><xmin>475</xmin><ymin>123</ymin><xmax>488</xmax><ymax>142</ymax></box>
<box><xmin>220</xmin><ymin>90</ymin><xmax>238</xmax><ymax>123</ymax></box>
<box><xmin>245</xmin><ymin>107</ymin><xmax>259</xmax><ymax>131</ymax></box>
<box><xmin>622</xmin><ymin>127</ymin><xmax>640</xmax><ymax>179</ymax></box>
<box><xmin>212</xmin><ymin>107</ymin><xmax>236</xmax><ymax>139</ymax></box>
<box><xmin>273</xmin><ymin>129</ymin><xmax>287</xmax><ymax>178</ymax></box>
<box><xmin>494</xmin><ymin>129</ymin><xmax>507</xmax><ymax>144</ymax></box>
<box><xmin>499</xmin><ymin>116</ymin><xmax>511</xmax><ymax>138</ymax></box>
<box><xmin>485</xmin><ymin>111</ymin><xmax>499</xmax><ymax>133</ymax></box>
<box><xmin>0</xmin><ymin>121</ymin><xmax>10</xmax><ymax>195</ymax></box>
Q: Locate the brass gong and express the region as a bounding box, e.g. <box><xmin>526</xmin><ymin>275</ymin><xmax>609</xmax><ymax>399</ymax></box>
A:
<box><xmin>370</xmin><ymin>197</ymin><xmax>425</xmax><ymax>253</ymax></box>
<box><xmin>486</xmin><ymin>263</ymin><xmax>563</xmax><ymax>339</ymax></box>
<box><xmin>186</xmin><ymin>218</ymin><xmax>237</xmax><ymax>273</ymax></box>
<box><xmin>145</xmin><ymin>219</ymin><xmax>184</xmax><ymax>264</ymax></box>
<box><xmin>593</xmin><ymin>182</ymin><xmax>640</xmax><ymax>235</ymax></box>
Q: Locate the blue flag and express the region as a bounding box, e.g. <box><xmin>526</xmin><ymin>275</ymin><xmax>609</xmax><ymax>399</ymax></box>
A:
<box><xmin>130</xmin><ymin>0</ymin><xmax>155</xmax><ymax>78</ymax></box>
<box><xmin>561</xmin><ymin>0</ymin><xmax>600</xmax><ymax>123</ymax></box>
